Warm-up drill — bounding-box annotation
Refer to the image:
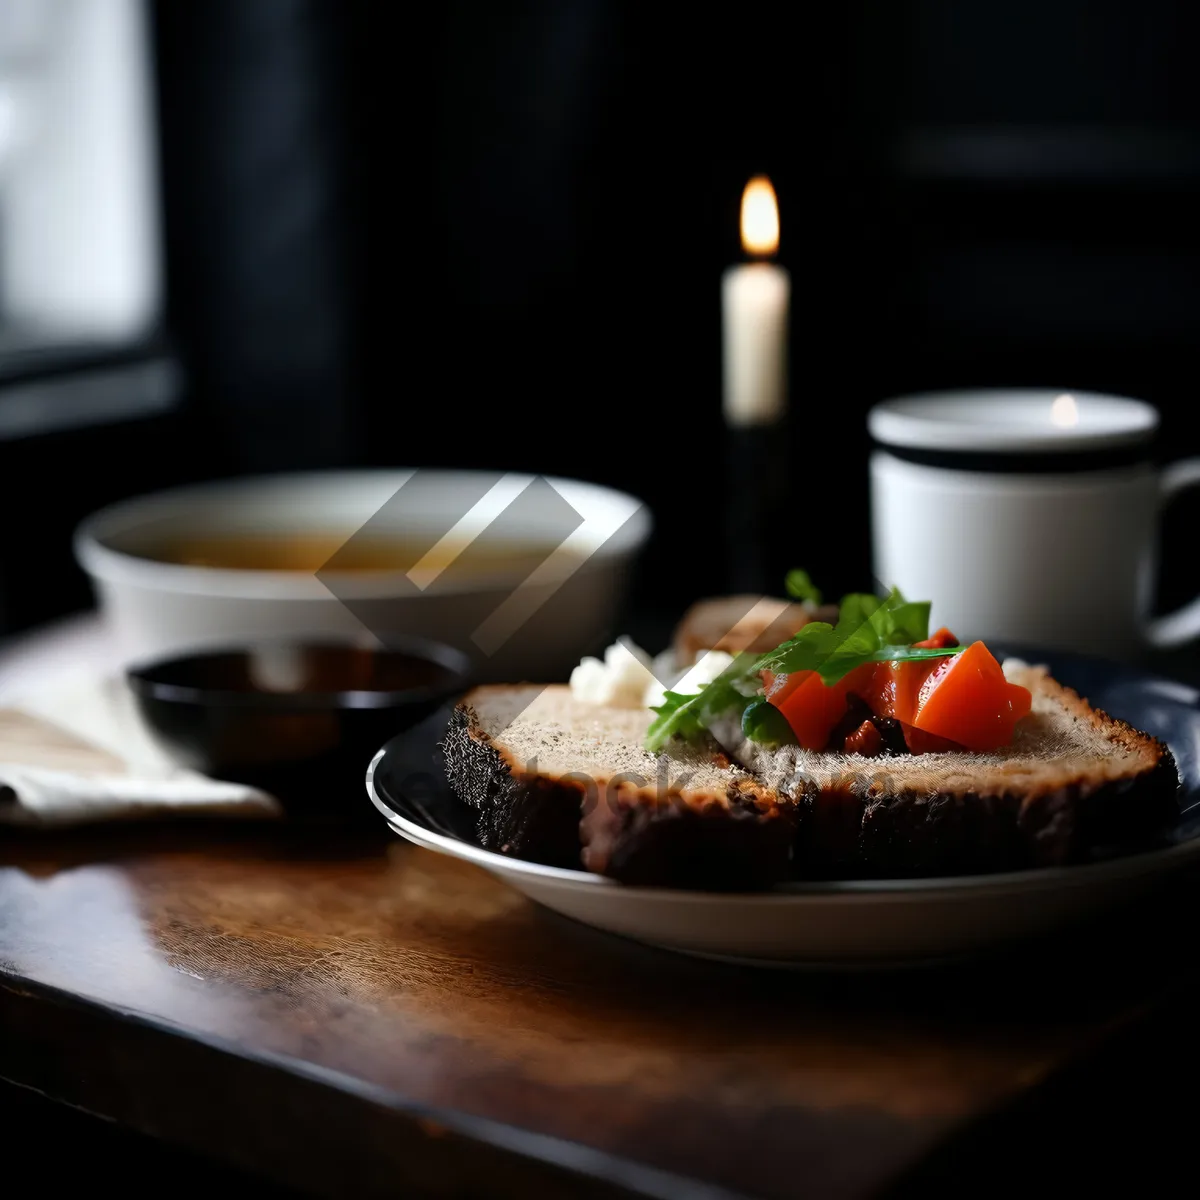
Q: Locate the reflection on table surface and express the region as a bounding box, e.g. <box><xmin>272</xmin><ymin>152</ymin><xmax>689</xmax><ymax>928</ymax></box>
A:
<box><xmin>2</xmin><ymin>819</ymin><xmax>1200</xmax><ymax>1199</ymax></box>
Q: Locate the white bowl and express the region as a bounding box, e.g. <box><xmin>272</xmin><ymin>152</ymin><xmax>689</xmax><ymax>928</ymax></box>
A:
<box><xmin>74</xmin><ymin>469</ymin><xmax>653</xmax><ymax>681</ymax></box>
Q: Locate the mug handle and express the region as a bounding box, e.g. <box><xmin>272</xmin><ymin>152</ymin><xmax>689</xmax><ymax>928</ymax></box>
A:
<box><xmin>1145</xmin><ymin>458</ymin><xmax>1200</xmax><ymax>648</ymax></box>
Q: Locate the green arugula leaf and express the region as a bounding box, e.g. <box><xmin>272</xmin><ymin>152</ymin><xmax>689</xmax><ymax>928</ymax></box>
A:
<box><xmin>642</xmin><ymin>572</ymin><xmax>963</xmax><ymax>753</ymax></box>
<box><xmin>759</xmin><ymin>587</ymin><xmax>944</xmax><ymax>684</ymax></box>
<box><xmin>841</xmin><ymin>642</ymin><xmax>964</xmax><ymax>674</ymax></box>
<box><xmin>817</xmin><ymin>590</ymin><xmax>932</xmax><ymax>680</ymax></box>
<box><xmin>644</xmin><ymin>654</ymin><xmax>760</xmax><ymax>753</ymax></box>
<box><xmin>835</xmin><ymin>592</ymin><xmax>884</xmax><ymax>631</ymax></box>
<box><xmin>884</xmin><ymin>600</ymin><xmax>932</xmax><ymax>646</ymax></box>
<box><xmin>643</xmin><ymin>690</ymin><xmax>706</xmax><ymax>749</ymax></box>
<box><xmin>754</xmin><ymin>620</ymin><xmax>840</xmax><ymax>675</ymax></box>
<box><xmin>784</xmin><ymin>569</ymin><xmax>822</xmax><ymax>606</ymax></box>
<box><xmin>740</xmin><ymin>698</ymin><xmax>797</xmax><ymax>749</ymax></box>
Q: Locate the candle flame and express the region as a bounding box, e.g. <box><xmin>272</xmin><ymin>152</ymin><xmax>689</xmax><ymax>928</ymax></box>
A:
<box><xmin>1050</xmin><ymin>393</ymin><xmax>1079</xmax><ymax>427</ymax></box>
<box><xmin>740</xmin><ymin>176</ymin><xmax>779</xmax><ymax>257</ymax></box>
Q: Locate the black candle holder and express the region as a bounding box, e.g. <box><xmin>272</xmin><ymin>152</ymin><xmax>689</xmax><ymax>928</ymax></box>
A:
<box><xmin>724</xmin><ymin>414</ymin><xmax>791</xmax><ymax>596</ymax></box>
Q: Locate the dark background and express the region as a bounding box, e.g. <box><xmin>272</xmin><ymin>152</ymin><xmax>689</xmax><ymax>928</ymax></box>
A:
<box><xmin>3</xmin><ymin>0</ymin><xmax>1200</xmax><ymax>638</ymax></box>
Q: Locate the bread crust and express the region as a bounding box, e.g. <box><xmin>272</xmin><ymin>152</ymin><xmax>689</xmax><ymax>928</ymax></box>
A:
<box><xmin>848</xmin><ymin>667</ymin><xmax>1180</xmax><ymax>875</ymax></box>
<box><xmin>441</xmin><ymin>702</ymin><xmax>584</xmax><ymax>869</ymax></box>
<box><xmin>442</xmin><ymin>693</ymin><xmax>796</xmax><ymax>889</ymax></box>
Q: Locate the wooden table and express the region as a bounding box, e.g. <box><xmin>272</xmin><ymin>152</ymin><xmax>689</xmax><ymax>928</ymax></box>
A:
<box><xmin>3</xmin><ymin>615</ymin><xmax>1200</xmax><ymax>1197</ymax></box>
<box><xmin>1</xmin><ymin>819</ymin><xmax>1198</xmax><ymax>1200</ymax></box>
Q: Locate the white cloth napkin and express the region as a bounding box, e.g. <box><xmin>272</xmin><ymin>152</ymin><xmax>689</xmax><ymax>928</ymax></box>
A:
<box><xmin>0</xmin><ymin>667</ymin><xmax>282</xmax><ymax>827</ymax></box>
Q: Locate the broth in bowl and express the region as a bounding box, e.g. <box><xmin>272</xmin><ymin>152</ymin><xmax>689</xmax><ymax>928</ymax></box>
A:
<box><xmin>136</xmin><ymin>532</ymin><xmax>565</xmax><ymax>577</ymax></box>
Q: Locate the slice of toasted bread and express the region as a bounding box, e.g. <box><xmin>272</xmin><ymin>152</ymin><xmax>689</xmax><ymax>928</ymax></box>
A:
<box><xmin>716</xmin><ymin>662</ymin><xmax>1180</xmax><ymax>877</ymax></box>
<box><xmin>442</xmin><ymin>663</ymin><xmax>1180</xmax><ymax>888</ymax></box>
<box><xmin>442</xmin><ymin>685</ymin><xmax>796</xmax><ymax>889</ymax></box>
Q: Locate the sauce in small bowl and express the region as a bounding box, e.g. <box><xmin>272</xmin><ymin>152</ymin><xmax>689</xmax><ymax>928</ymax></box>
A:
<box><xmin>126</xmin><ymin>638</ymin><xmax>470</xmax><ymax>819</ymax></box>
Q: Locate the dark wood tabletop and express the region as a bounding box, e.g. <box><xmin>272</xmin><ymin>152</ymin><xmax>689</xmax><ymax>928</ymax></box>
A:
<box><xmin>1</xmin><ymin>818</ymin><xmax>1198</xmax><ymax>1200</ymax></box>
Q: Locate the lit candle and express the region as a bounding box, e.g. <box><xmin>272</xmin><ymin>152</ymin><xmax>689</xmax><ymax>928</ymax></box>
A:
<box><xmin>722</xmin><ymin>176</ymin><xmax>790</xmax><ymax>426</ymax></box>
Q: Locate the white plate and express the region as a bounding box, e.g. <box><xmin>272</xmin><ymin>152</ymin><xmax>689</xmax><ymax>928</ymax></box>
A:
<box><xmin>366</xmin><ymin>749</ymin><xmax>1200</xmax><ymax>967</ymax></box>
<box><xmin>365</xmin><ymin>652</ymin><xmax>1200</xmax><ymax>968</ymax></box>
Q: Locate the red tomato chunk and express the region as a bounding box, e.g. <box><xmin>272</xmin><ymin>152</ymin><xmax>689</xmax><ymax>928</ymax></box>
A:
<box><xmin>761</xmin><ymin>640</ymin><xmax>1031</xmax><ymax>755</ymax></box>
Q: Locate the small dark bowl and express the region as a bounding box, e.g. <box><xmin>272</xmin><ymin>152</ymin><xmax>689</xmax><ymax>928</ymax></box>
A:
<box><xmin>126</xmin><ymin>638</ymin><xmax>471</xmax><ymax>819</ymax></box>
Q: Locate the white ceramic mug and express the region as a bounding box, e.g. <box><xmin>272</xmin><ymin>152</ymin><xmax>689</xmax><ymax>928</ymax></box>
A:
<box><xmin>868</xmin><ymin>389</ymin><xmax>1200</xmax><ymax>658</ymax></box>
